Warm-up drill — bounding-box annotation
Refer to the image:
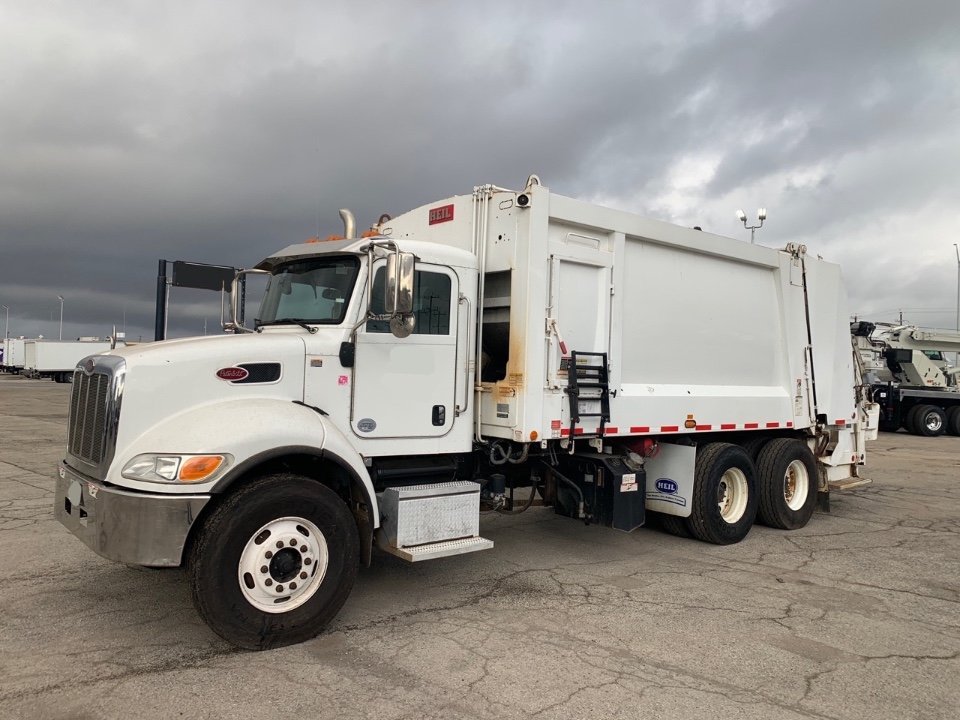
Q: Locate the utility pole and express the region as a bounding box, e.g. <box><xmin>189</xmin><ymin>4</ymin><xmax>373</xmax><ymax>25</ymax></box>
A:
<box><xmin>57</xmin><ymin>295</ymin><xmax>64</xmax><ymax>340</ymax></box>
<box><xmin>1</xmin><ymin>304</ymin><xmax>8</xmax><ymax>340</ymax></box>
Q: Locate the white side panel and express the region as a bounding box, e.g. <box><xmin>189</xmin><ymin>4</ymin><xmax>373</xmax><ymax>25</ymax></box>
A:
<box><xmin>621</xmin><ymin>240</ymin><xmax>782</xmax><ymax>386</ymax></box>
<box><xmin>611</xmin><ymin>238</ymin><xmax>794</xmax><ymax>432</ymax></box>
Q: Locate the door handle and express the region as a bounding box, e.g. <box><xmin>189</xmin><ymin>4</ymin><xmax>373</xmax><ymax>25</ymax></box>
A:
<box><xmin>432</xmin><ymin>405</ymin><xmax>446</xmax><ymax>426</ymax></box>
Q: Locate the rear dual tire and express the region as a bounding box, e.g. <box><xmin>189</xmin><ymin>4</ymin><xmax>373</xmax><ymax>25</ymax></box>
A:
<box><xmin>908</xmin><ymin>404</ymin><xmax>946</xmax><ymax>437</ymax></box>
<box><xmin>686</xmin><ymin>443</ymin><xmax>758</xmax><ymax>545</ymax></box>
<box><xmin>755</xmin><ymin>438</ymin><xmax>818</xmax><ymax>530</ymax></box>
<box><xmin>659</xmin><ymin>439</ymin><xmax>819</xmax><ymax>543</ymax></box>
<box><xmin>947</xmin><ymin>407</ymin><xmax>960</xmax><ymax>436</ymax></box>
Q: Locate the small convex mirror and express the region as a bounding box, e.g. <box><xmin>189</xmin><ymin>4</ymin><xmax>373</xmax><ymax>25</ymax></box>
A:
<box><xmin>384</xmin><ymin>252</ymin><xmax>415</xmax><ymax>315</ymax></box>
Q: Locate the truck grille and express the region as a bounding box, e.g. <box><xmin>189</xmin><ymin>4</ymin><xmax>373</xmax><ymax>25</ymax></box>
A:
<box><xmin>68</xmin><ymin>369</ymin><xmax>113</xmax><ymax>466</ymax></box>
<box><xmin>65</xmin><ymin>354</ymin><xmax>125</xmax><ymax>477</ymax></box>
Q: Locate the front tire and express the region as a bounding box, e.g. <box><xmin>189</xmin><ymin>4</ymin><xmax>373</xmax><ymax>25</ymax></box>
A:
<box><xmin>189</xmin><ymin>473</ymin><xmax>359</xmax><ymax>650</ymax></box>
<box><xmin>687</xmin><ymin>443</ymin><xmax>758</xmax><ymax>545</ymax></box>
<box><xmin>755</xmin><ymin>438</ymin><xmax>818</xmax><ymax>530</ymax></box>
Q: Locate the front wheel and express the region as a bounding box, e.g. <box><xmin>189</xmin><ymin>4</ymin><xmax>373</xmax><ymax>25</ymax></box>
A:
<box><xmin>188</xmin><ymin>473</ymin><xmax>359</xmax><ymax>650</ymax></box>
<box><xmin>687</xmin><ymin>443</ymin><xmax>758</xmax><ymax>545</ymax></box>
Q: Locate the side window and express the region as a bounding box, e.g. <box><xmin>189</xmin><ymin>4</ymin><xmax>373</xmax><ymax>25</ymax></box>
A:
<box><xmin>367</xmin><ymin>268</ymin><xmax>452</xmax><ymax>335</ymax></box>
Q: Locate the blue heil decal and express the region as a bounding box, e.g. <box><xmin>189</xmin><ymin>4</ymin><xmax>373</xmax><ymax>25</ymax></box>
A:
<box><xmin>655</xmin><ymin>478</ymin><xmax>678</xmax><ymax>494</ymax></box>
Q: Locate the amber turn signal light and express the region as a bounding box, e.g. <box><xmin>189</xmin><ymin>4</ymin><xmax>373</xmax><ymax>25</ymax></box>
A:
<box><xmin>179</xmin><ymin>455</ymin><xmax>225</xmax><ymax>482</ymax></box>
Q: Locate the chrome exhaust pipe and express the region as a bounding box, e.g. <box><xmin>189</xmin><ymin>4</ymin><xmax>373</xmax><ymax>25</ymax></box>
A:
<box><xmin>339</xmin><ymin>209</ymin><xmax>356</xmax><ymax>239</ymax></box>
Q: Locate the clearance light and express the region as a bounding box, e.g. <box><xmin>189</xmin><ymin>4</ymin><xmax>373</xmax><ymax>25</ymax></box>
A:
<box><xmin>122</xmin><ymin>454</ymin><xmax>231</xmax><ymax>484</ymax></box>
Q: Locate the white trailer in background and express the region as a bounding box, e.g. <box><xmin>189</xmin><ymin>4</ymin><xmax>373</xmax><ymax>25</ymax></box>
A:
<box><xmin>23</xmin><ymin>340</ymin><xmax>112</xmax><ymax>382</ymax></box>
<box><xmin>56</xmin><ymin>175</ymin><xmax>878</xmax><ymax>649</ymax></box>
<box><xmin>2</xmin><ymin>338</ymin><xmax>28</xmax><ymax>374</ymax></box>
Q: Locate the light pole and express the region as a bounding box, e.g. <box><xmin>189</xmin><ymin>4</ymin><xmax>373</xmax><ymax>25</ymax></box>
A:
<box><xmin>954</xmin><ymin>244</ymin><xmax>959</xmax><ymax>365</ymax></box>
<box><xmin>57</xmin><ymin>295</ymin><xmax>64</xmax><ymax>341</ymax></box>
<box><xmin>1</xmin><ymin>304</ymin><xmax>8</xmax><ymax>339</ymax></box>
<box><xmin>736</xmin><ymin>208</ymin><xmax>767</xmax><ymax>244</ymax></box>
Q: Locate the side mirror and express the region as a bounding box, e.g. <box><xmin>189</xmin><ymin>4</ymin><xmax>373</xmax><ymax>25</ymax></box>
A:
<box><xmin>384</xmin><ymin>252</ymin><xmax>415</xmax><ymax>314</ymax></box>
<box><xmin>227</xmin><ymin>268</ymin><xmax>271</xmax><ymax>333</ymax></box>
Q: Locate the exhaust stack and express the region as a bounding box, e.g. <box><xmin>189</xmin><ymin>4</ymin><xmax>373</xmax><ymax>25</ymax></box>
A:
<box><xmin>339</xmin><ymin>209</ymin><xmax>356</xmax><ymax>239</ymax></box>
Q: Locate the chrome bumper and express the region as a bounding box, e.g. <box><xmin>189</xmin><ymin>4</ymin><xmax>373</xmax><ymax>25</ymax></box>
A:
<box><xmin>54</xmin><ymin>462</ymin><xmax>210</xmax><ymax>567</ymax></box>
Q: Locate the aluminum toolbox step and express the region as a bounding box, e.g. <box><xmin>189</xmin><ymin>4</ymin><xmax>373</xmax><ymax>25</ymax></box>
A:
<box><xmin>380</xmin><ymin>536</ymin><xmax>494</xmax><ymax>563</ymax></box>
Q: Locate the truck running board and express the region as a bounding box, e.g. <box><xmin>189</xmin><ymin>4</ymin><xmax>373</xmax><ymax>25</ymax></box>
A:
<box><xmin>378</xmin><ymin>536</ymin><xmax>494</xmax><ymax>563</ymax></box>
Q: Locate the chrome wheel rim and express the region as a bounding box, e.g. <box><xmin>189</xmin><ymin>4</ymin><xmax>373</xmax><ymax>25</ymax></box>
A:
<box><xmin>925</xmin><ymin>413</ymin><xmax>943</xmax><ymax>432</ymax></box>
<box><xmin>237</xmin><ymin>516</ymin><xmax>329</xmax><ymax>613</ymax></box>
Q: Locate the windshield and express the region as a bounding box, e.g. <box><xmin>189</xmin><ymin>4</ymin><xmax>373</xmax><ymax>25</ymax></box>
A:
<box><xmin>257</xmin><ymin>256</ymin><xmax>360</xmax><ymax>326</ymax></box>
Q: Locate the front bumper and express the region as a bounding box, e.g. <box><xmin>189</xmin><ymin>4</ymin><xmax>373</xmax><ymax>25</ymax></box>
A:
<box><xmin>54</xmin><ymin>461</ymin><xmax>210</xmax><ymax>567</ymax></box>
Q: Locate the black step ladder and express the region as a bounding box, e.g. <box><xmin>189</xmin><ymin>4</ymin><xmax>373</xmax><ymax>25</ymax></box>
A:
<box><xmin>565</xmin><ymin>351</ymin><xmax>611</xmax><ymax>441</ymax></box>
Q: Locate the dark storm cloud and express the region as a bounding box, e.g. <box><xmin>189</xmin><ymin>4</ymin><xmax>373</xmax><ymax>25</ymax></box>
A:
<box><xmin>1</xmin><ymin>0</ymin><xmax>959</xmax><ymax>340</ymax></box>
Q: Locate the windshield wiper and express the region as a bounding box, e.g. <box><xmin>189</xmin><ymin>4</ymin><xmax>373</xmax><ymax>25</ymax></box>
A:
<box><xmin>258</xmin><ymin>318</ymin><xmax>318</xmax><ymax>334</ymax></box>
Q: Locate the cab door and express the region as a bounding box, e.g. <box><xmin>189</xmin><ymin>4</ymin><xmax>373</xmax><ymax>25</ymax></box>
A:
<box><xmin>351</xmin><ymin>264</ymin><xmax>459</xmax><ymax>438</ymax></box>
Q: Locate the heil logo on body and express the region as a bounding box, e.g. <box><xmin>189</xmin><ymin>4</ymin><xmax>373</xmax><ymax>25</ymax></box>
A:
<box><xmin>655</xmin><ymin>478</ymin><xmax>678</xmax><ymax>494</ymax></box>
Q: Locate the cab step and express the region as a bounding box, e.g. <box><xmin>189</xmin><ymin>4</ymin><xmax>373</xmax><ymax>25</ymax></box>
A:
<box><xmin>379</xmin><ymin>536</ymin><xmax>494</xmax><ymax>563</ymax></box>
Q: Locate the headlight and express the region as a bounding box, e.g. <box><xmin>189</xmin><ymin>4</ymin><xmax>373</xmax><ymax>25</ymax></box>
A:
<box><xmin>122</xmin><ymin>454</ymin><xmax>231</xmax><ymax>484</ymax></box>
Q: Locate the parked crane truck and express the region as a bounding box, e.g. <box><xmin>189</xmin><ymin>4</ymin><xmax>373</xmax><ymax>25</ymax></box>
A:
<box><xmin>55</xmin><ymin>176</ymin><xmax>878</xmax><ymax>649</ymax></box>
<box><xmin>851</xmin><ymin>321</ymin><xmax>960</xmax><ymax>436</ymax></box>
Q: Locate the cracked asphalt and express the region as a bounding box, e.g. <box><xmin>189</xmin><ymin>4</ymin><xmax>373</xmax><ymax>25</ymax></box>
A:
<box><xmin>1</xmin><ymin>373</ymin><xmax>959</xmax><ymax>720</ymax></box>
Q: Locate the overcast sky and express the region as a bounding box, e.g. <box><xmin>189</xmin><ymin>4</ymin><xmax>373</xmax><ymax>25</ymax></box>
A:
<box><xmin>1</xmin><ymin>0</ymin><xmax>958</xmax><ymax>342</ymax></box>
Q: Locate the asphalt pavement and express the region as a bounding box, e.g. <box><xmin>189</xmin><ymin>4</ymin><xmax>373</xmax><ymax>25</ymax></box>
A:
<box><xmin>1</xmin><ymin>373</ymin><xmax>958</xmax><ymax>719</ymax></box>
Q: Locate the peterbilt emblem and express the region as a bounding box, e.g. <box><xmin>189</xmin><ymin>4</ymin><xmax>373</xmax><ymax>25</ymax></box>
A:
<box><xmin>216</xmin><ymin>367</ymin><xmax>249</xmax><ymax>382</ymax></box>
<box><xmin>82</xmin><ymin>357</ymin><xmax>96</xmax><ymax>375</ymax></box>
<box><xmin>356</xmin><ymin>418</ymin><xmax>377</xmax><ymax>433</ymax></box>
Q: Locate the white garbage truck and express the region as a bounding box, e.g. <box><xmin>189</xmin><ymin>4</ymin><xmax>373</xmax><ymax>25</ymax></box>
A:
<box><xmin>55</xmin><ymin>176</ymin><xmax>878</xmax><ymax>649</ymax></box>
